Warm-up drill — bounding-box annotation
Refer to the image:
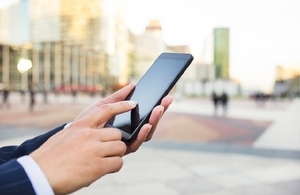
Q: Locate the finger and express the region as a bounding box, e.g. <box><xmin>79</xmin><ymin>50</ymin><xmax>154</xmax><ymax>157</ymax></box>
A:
<box><xmin>145</xmin><ymin>96</ymin><xmax>173</xmax><ymax>140</ymax></box>
<box><xmin>126</xmin><ymin>124</ymin><xmax>152</xmax><ymax>154</ymax></box>
<box><xmin>160</xmin><ymin>95</ymin><xmax>173</xmax><ymax>112</ymax></box>
<box><xmin>81</xmin><ymin>101</ymin><xmax>137</xmax><ymax>128</ymax></box>
<box><xmin>99</xmin><ymin>141</ymin><xmax>127</xmax><ymax>157</ymax></box>
<box><xmin>149</xmin><ymin>105</ymin><xmax>165</xmax><ymax>124</ymax></box>
<box><xmin>98</xmin><ymin>128</ymin><xmax>122</xmax><ymax>142</ymax></box>
<box><xmin>100</xmin><ymin>156</ymin><xmax>124</xmax><ymax>174</ymax></box>
<box><xmin>145</xmin><ymin>106</ymin><xmax>164</xmax><ymax>140</ymax></box>
<box><xmin>101</xmin><ymin>83</ymin><xmax>136</xmax><ymax>104</ymax></box>
<box><xmin>74</xmin><ymin>84</ymin><xmax>135</xmax><ymax>122</ymax></box>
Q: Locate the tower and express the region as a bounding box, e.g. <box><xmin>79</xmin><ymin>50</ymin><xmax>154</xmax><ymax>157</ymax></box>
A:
<box><xmin>214</xmin><ymin>28</ymin><xmax>230</xmax><ymax>79</ymax></box>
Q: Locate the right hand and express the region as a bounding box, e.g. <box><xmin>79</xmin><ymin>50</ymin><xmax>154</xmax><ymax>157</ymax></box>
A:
<box><xmin>73</xmin><ymin>83</ymin><xmax>173</xmax><ymax>155</ymax></box>
<box><xmin>30</xmin><ymin>100</ymin><xmax>137</xmax><ymax>195</ymax></box>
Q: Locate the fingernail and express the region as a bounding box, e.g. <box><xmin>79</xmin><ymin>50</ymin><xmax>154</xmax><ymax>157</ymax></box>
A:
<box><xmin>144</xmin><ymin>125</ymin><xmax>152</xmax><ymax>142</ymax></box>
<box><xmin>128</xmin><ymin>101</ymin><xmax>137</xmax><ymax>107</ymax></box>
<box><xmin>146</xmin><ymin>125</ymin><xmax>152</xmax><ymax>134</ymax></box>
<box><xmin>159</xmin><ymin>107</ymin><xmax>164</xmax><ymax>119</ymax></box>
<box><xmin>147</xmin><ymin>125</ymin><xmax>152</xmax><ymax>134</ymax></box>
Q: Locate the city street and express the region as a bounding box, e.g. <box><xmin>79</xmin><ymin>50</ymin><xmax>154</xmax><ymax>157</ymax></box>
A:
<box><xmin>0</xmin><ymin>92</ymin><xmax>299</xmax><ymax>195</ymax></box>
<box><xmin>0</xmin><ymin>92</ymin><xmax>286</xmax><ymax>144</ymax></box>
<box><xmin>1</xmin><ymin>0</ymin><xmax>299</xmax><ymax>194</ymax></box>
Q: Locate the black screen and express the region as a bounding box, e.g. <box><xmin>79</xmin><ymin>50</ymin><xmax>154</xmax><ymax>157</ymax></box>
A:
<box><xmin>109</xmin><ymin>53</ymin><xmax>193</xmax><ymax>135</ymax></box>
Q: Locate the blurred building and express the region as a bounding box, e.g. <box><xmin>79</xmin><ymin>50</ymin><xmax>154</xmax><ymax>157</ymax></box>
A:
<box><xmin>0</xmin><ymin>0</ymin><xmax>31</xmax><ymax>45</ymax></box>
<box><xmin>168</xmin><ymin>44</ymin><xmax>196</xmax><ymax>81</ymax></box>
<box><xmin>275</xmin><ymin>65</ymin><xmax>300</xmax><ymax>81</ymax></box>
<box><xmin>0</xmin><ymin>2</ymin><xmax>240</xmax><ymax>97</ymax></box>
<box><xmin>0</xmin><ymin>44</ymin><xmax>20</xmax><ymax>89</ymax></box>
<box><xmin>273</xmin><ymin>65</ymin><xmax>300</xmax><ymax>97</ymax></box>
<box><xmin>130</xmin><ymin>19</ymin><xmax>167</xmax><ymax>81</ymax></box>
<box><xmin>0</xmin><ymin>0</ymin><xmax>130</xmax><ymax>91</ymax></box>
<box><xmin>214</xmin><ymin>28</ymin><xmax>230</xmax><ymax>80</ymax></box>
<box><xmin>167</xmin><ymin>45</ymin><xmax>190</xmax><ymax>53</ymax></box>
<box><xmin>0</xmin><ymin>9</ymin><xmax>9</xmax><ymax>44</ymax></box>
<box><xmin>181</xmin><ymin>27</ymin><xmax>240</xmax><ymax>97</ymax></box>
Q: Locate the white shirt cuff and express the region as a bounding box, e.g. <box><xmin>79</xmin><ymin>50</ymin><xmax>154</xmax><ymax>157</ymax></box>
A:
<box><xmin>64</xmin><ymin>122</ymin><xmax>72</xmax><ymax>129</ymax></box>
<box><xmin>16</xmin><ymin>124</ymin><xmax>71</xmax><ymax>195</ymax></box>
<box><xmin>17</xmin><ymin>156</ymin><xmax>55</xmax><ymax>195</ymax></box>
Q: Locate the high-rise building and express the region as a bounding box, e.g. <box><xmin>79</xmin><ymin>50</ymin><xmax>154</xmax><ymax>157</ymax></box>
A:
<box><xmin>0</xmin><ymin>0</ymin><xmax>30</xmax><ymax>45</ymax></box>
<box><xmin>0</xmin><ymin>0</ymin><xmax>31</xmax><ymax>89</ymax></box>
<box><xmin>0</xmin><ymin>9</ymin><xmax>9</xmax><ymax>44</ymax></box>
<box><xmin>275</xmin><ymin>65</ymin><xmax>300</xmax><ymax>81</ymax></box>
<box><xmin>214</xmin><ymin>28</ymin><xmax>230</xmax><ymax>79</ymax></box>
<box><xmin>273</xmin><ymin>65</ymin><xmax>300</xmax><ymax>96</ymax></box>
<box><xmin>30</xmin><ymin>0</ymin><xmax>106</xmax><ymax>89</ymax></box>
<box><xmin>132</xmin><ymin>19</ymin><xmax>167</xmax><ymax>80</ymax></box>
<box><xmin>0</xmin><ymin>0</ymin><xmax>130</xmax><ymax>91</ymax></box>
<box><xmin>30</xmin><ymin>0</ymin><xmax>107</xmax><ymax>47</ymax></box>
<box><xmin>30</xmin><ymin>0</ymin><xmax>61</xmax><ymax>43</ymax></box>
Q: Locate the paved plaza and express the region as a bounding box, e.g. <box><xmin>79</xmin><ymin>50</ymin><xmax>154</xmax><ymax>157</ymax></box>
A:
<box><xmin>0</xmin><ymin>92</ymin><xmax>299</xmax><ymax>194</ymax></box>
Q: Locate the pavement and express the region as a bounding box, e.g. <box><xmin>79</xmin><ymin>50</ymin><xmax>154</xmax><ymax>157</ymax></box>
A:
<box><xmin>254</xmin><ymin>99</ymin><xmax>300</xmax><ymax>151</ymax></box>
<box><xmin>0</xmin><ymin>92</ymin><xmax>300</xmax><ymax>195</ymax></box>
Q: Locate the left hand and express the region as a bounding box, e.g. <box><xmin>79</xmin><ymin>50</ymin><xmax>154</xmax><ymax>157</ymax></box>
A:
<box><xmin>74</xmin><ymin>83</ymin><xmax>173</xmax><ymax>155</ymax></box>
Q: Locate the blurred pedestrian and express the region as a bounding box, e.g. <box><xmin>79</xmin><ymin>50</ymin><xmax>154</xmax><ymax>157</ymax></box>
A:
<box><xmin>254</xmin><ymin>91</ymin><xmax>266</xmax><ymax>107</ymax></box>
<box><xmin>211</xmin><ymin>92</ymin><xmax>219</xmax><ymax>115</ymax></box>
<box><xmin>0</xmin><ymin>86</ymin><xmax>10</xmax><ymax>109</ymax></box>
<box><xmin>20</xmin><ymin>89</ymin><xmax>26</xmax><ymax>102</ymax></box>
<box><xmin>28</xmin><ymin>84</ymin><xmax>36</xmax><ymax>112</ymax></box>
<box><xmin>71</xmin><ymin>86</ymin><xmax>78</xmax><ymax>103</ymax></box>
<box><xmin>42</xmin><ymin>88</ymin><xmax>48</xmax><ymax>105</ymax></box>
<box><xmin>220</xmin><ymin>92</ymin><xmax>229</xmax><ymax>116</ymax></box>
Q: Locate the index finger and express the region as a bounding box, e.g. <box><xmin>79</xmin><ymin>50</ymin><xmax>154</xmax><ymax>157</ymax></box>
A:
<box><xmin>80</xmin><ymin>101</ymin><xmax>137</xmax><ymax>128</ymax></box>
<box><xmin>101</xmin><ymin>83</ymin><xmax>136</xmax><ymax>104</ymax></box>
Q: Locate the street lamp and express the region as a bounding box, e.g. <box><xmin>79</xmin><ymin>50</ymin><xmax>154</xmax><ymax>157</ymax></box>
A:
<box><xmin>17</xmin><ymin>58</ymin><xmax>32</xmax><ymax>90</ymax></box>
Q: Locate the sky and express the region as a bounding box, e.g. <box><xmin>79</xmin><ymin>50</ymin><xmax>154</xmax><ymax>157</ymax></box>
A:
<box><xmin>125</xmin><ymin>0</ymin><xmax>300</xmax><ymax>92</ymax></box>
<box><xmin>1</xmin><ymin>0</ymin><xmax>299</xmax><ymax>92</ymax></box>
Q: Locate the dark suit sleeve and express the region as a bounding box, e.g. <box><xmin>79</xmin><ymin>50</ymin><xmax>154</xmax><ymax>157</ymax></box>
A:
<box><xmin>0</xmin><ymin>124</ymin><xmax>67</xmax><ymax>194</ymax></box>
<box><xmin>0</xmin><ymin>159</ymin><xmax>35</xmax><ymax>195</ymax></box>
<box><xmin>0</xmin><ymin>124</ymin><xmax>66</xmax><ymax>164</ymax></box>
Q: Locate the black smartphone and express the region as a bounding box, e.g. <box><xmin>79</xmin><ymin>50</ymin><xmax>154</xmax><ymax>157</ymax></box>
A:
<box><xmin>105</xmin><ymin>52</ymin><xmax>194</xmax><ymax>142</ymax></box>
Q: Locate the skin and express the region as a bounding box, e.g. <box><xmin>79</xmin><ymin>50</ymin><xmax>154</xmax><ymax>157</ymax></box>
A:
<box><xmin>30</xmin><ymin>83</ymin><xmax>173</xmax><ymax>195</ymax></box>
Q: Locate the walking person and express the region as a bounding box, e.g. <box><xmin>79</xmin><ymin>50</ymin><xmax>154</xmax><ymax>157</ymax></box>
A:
<box><xmin>211</xmin><ymin>91</ymin><xmax>219</xmax><ymax>116</ymax></box>
<box><xmin>0</xmin><ymin>86</ymin><xmax>10</xmax><ymax>109</ymax></box>
<box><xmin>220</xmin><ymin>92</ymin><xmax>229</xmax><ymax>116</ymax></box>
<box><xmin>28</xmin><ymin>84</ymin><xmax>36</xmax><ymax>112</ymax></box>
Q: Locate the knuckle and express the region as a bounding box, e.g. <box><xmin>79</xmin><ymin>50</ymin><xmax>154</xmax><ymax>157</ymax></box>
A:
<box><xmin>131</xmin><ymin>146</ymin><xmax>139</xmax><ymax>153</ymax></box>
<box><xmin>104</xmin><ymin>128</ymin><xmax>122</xmax><ymax>140</ymax></box>
<box><xmin>114</xmin><ymin>129</ymin><xmax>123</xmax><ymax>140</ymax></box>
<box><xmin>100</xmin><ymin>104</ymin><xmax>112</xmax><ymax>113</ymax></box>
<box><xmin>113</xmin><ymin>141</ymin><xmax>127</xmax><ymax>156</ymax></box>
<box><xmin>115</xmin><ymin>158</ymin><xmax>124</xmax><ymax>171</ymax></box>
<box><xmin>110</xmin><ymin>157</ymin><xmax>124</xmax><ymax>173</ymax></box>
<box><xmin>99</xmin><ymin>102</ymin><xmax>132</xmax><ymax>116</ymax></box>
<box><xmin>118</xmin><ymin>141</ymin><xmax>127</xmax><ymax>152</ymax></box>
<box><xmin>70</xmin><ymin>120</ymin><xmax>84</xmax><ymax>128</ymax></box>
<box><xmin>121</xmin><ymin>101</ymin><xmax>130</xmax><ymax>109</ymax></box>
<box><xmin>79</xmin><ymin>128</ymin><xmax>95</xmax><ymax>140</ymax></box>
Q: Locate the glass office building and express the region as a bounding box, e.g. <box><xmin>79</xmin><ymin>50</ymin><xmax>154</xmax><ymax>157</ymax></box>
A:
<box><xmin>214</xmin><ymin>28</ymin><xmax>230</xmax><ymax>80</ymax></box>
<box><xmin>0</xmin><ymin>0</ymin><xmax>129</xmax><ymax>92</ymax></box>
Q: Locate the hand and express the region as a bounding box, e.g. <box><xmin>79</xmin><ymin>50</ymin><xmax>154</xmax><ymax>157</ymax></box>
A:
<box><xmin>74</xmin><ymin>83</ymin><xmax>173</xmax><ymax>154</ymax></box>
<box><xmin>30</xmin><ymin>101</ymin><xmax>137</xmax><ymax>195</ymax></box>
<box><xmin>31</xmin><ymin>83</ymin><xmax>173</xmax><ymax>194</ymax></box>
